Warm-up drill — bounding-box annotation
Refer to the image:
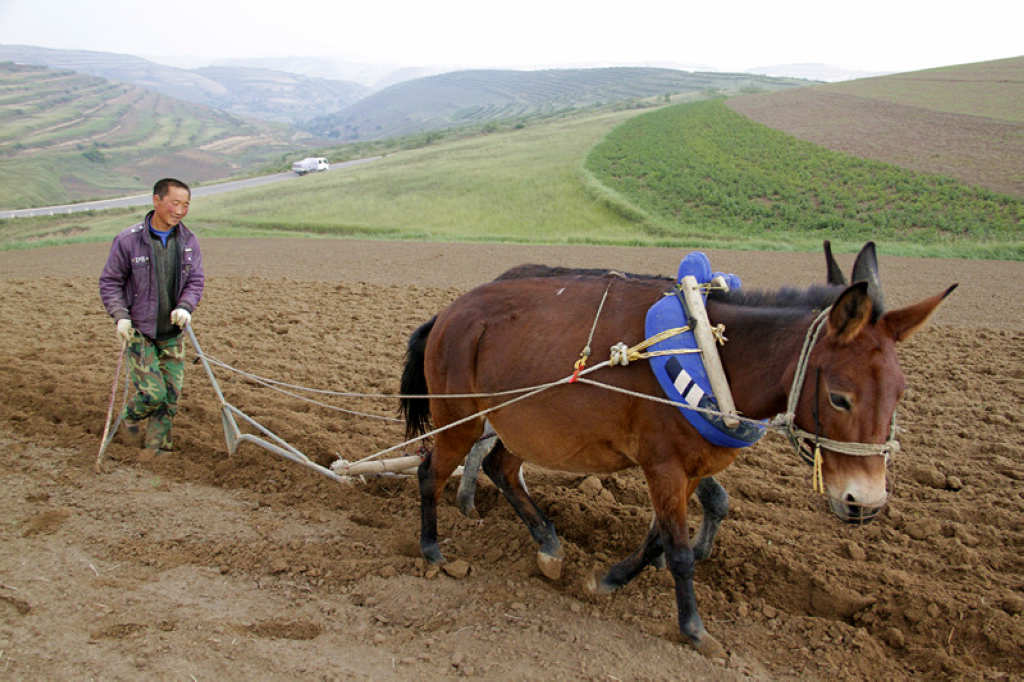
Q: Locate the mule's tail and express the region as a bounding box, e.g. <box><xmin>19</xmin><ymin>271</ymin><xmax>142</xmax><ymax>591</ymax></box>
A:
<box><xmin>399</xmin><ymin>316</ymin><xmax>436</xmax><ymax>439</ymax></box>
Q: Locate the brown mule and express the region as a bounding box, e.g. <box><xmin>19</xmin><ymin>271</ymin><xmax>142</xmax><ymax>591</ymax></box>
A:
<box><xmin>400</xmin><ymin>247</ymin><xmax>954</xmax><ymax>653</ymax></box>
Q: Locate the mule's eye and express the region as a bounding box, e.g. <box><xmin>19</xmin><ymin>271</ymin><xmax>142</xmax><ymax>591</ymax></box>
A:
<box><xmin>829</xmin><ymin>392</ymin><xmax>853</xmax><ymax>411</ymax></box>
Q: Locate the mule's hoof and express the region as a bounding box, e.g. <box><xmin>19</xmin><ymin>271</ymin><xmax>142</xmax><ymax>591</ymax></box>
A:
<box><xmin>692</xmin><ymin>632</ymin><xmax>726</xmax><ymax>660</ymax></box>
<box><xmin>584</xmin><ymin>569</ymin><xmax>618</xmax><ymax>595</ymax></box>
<box><xmin>421</xmin><ymin>544</ymin><xmax>445</xmax><ymax>566</ymax></box>
<box><xmin>457</xmin><ymin>503</ymin><xmax>480</xmax><ymax>520</ymax></box>
<box><xmin>536</xmin><ymin>551</ymin><xmax>563</xmax><ymax>581</ymax></box>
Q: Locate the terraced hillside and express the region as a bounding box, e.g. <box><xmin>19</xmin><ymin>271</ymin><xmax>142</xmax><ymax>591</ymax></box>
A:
<box><xmin>305</xmin><ymin>67</ymin><xmax>810</xmax><ymax>141</ymax></box>
<box><xmin>0</xmin><ymin>62</ymin><xmax>320</xmax><ymax>208</ymax></box>
<box><xmin>0</xmin><ymin>45</ymin><xmax>369</xmax><ymax>124</ymax></box>
<box><xmin>728</xmin><ymin>57</ymin><xmax>1024</xmax><ymax>198</ymax></box>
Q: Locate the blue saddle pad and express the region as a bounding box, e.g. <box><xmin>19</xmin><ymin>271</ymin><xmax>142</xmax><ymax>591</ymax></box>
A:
<box><xmin>644</xmin><ymin>252</ymin><xmax>765</xmax><ymax>448</ymax></box>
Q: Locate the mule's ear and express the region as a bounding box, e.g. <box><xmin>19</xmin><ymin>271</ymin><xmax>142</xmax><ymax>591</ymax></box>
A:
<box><xmin>851</xmin><ymin>241</ymin><xmax>885</xmax><ymax>312</ymax></box>
<box><xmin>828</xmin><ymin>282</ymin><xmax>872</xmax><ymax>343</ymax></box>
<box><xmin>882</xmin><ymin>284</ymin><xmax>958</xmax><ymax>343</ymax></box>
<box><xmin>823</xmin><ymin>240</ymin><xmax>847</xmax><ymax>286</ymax></box>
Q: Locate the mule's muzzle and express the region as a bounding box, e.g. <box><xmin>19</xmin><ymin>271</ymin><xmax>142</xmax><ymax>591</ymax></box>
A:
<box><xmin>828</xmin><ymin>494</ymin><xmax>886</xmax><ymax>524</ymax></box>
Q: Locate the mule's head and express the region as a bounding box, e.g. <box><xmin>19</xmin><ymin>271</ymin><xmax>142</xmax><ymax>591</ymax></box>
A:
<box><xmin>795</xmin><ymin>281</ymin><xmax>956</xmax><ymax>523</ymax></box>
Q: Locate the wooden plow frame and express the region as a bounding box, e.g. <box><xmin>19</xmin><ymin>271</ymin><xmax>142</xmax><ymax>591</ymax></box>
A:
<box><xmin>186</xmin><ymin>325</ymin><xmax>429</xmax><ymax>482</ymax></box>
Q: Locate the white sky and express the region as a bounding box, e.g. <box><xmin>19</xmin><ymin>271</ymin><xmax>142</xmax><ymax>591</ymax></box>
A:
<box><xmin>1</xmin><ymin>0</ymin><xmax>1020</xmax><ymax>74</ymax></box>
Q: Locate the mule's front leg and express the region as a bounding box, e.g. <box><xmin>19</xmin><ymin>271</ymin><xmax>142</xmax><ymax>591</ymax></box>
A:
<box><xmin>590</xmin><ymin>518</ymin><xmax>662</xmax><ymax>593</ymax></box>
<box><xmin>660</xmin><ymin>522</ymin><xmax>725</xmax><ymax>657</ymax></box>
<box><xmin>646</xmin><ymin>470</ymin><xmax>726</xmax><ymax>658</ymax></box>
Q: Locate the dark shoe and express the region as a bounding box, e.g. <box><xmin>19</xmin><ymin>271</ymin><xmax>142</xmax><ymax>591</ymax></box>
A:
<box><xmin>137</xmin><ymin>447</ymin><xmax>169</xmax><ymax>463</ymax></box>
<box><xmin>116</xmin><ymin>421</ymin><xmax>143</xmax><ymax>447</ymax></box>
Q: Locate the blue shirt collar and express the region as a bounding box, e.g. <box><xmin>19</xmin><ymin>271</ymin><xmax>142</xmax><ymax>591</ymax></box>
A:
<box><xmin>145</xmin><ymin>211</ymin><xmax>177</xmax><ymax>247</ymax></box>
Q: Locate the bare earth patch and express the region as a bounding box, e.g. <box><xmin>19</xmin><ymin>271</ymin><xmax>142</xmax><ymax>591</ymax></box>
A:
<box><xmin>728</xmin><ymin>89</ymin><xmax>1024</xmax><ymax>198</ymax></box>
<box><xmin>0</xmin><ymin>239</ymin><xmax>1021</xmax><ymax>679</ymax></box>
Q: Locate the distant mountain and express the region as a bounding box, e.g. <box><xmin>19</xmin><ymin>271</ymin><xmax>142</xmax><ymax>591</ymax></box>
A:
<box><xmin>305</xmin><ymin>67</ymin><xmax>813</xmax><ymax>141</ymax></box>
<box><xmin>190</xmin><ymin>65</ymin><xmax>368</xmax><ymax>122</ymax></box>
<box><xmin>209</xmin><ymin>56</ymin><xmax>447</xmax><ymax>90</ymax></box>
<box><xmin>745</xmin><ymin>63</ymin><xmax>889</xmax><ymax>82</ymax></box>
<box><xmin>0</xmin><ymin>44</ymin><xmax>369</xmax><ymax>124</ymax></box>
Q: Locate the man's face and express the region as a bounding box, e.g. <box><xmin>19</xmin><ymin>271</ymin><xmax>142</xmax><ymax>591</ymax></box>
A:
<box><xmin>151</xmin><ymin>186</ymin><xmax>190</xmax><ymax>230</ymax></box>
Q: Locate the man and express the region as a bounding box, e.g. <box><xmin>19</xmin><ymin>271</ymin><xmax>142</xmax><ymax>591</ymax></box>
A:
<box><xmin>99</xmin><ymin>178</ymin><xmax>205</xmax><ymax>458</ymax></box>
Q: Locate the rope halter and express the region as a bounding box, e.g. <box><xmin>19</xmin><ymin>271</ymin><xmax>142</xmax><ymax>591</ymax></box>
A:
<box><xmin>770</xmin><ymin>307</ymin><xmax>901</xmax><ymax>495</ymax></box>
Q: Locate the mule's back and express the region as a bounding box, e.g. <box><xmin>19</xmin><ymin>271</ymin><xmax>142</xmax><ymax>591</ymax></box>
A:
<box><xmin>423</xmin><ymin>275</ymin><xmax>683</xmax><ymax>474</ymax></box>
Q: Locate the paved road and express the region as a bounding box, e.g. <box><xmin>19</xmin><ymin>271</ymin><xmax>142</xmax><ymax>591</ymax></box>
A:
<box><xmin>0</xmin><ymin>157</ymin><xmax>381</xmax><ymax>219</ymax></box>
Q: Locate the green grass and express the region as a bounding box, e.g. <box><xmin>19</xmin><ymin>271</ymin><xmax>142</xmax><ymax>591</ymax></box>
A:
<box><xmin>584</xmin><ymin>100</ymin><xmax>1023</xmax><ymax>259</ymax></box>
<box><xmin>197</xmin><ymin>110</ymin><xmax>648</xmax><ymax>244</ymax></box>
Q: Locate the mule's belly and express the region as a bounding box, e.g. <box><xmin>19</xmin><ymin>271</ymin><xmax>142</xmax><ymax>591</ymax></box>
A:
<box><xmin>491</xmin><ymin>415</ymin><xmax>639</xmax><ymax>474</ymax></box>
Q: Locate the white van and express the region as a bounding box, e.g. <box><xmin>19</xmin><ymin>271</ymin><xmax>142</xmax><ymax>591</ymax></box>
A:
<box><xmin>292</xmin><ymin>157</ymin><xmax>330</xmax><ymax>175</ymax></box>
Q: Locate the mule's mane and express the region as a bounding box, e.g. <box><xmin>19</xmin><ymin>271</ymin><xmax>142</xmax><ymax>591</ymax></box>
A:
<box><xmin>711</xmin><ymin>284</ymin><xmax>884</xmax><ymax>322</ymax></box>
<box><xmin>710</xmin><ymin>284</ymin><xmax>841</xmax><ymax>311</ymax></box>
<box><xmin>497</xmin><ymin>263</ymin><xmax>884</xmax><ymax>321</ymax></box>
<box><xmin>496</xmin><ymin>264</ymin><xmax>668</xmax><ymax>282</ymax></box>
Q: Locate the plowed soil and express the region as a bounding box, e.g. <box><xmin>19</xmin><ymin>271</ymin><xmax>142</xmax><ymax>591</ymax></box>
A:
<box><xmin>1</xmin><ymin>239</ymin><xmax>1022</xmax><ymax>680</ymax></box>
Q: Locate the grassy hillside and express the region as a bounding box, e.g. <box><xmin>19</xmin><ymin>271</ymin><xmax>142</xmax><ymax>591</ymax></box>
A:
<box><xmin>304</xmin><ymin>67</ymin><xmax>810</xmax><ymax>141</ymax></box>
<box><xmin>0</xmin><ymin>44</ymin><xmax>369</xmax><ymax>124</ymax></box>
<box><xmin>0</xmin><ymin>62</ymin><xmax>325</xmax><ymax>208</ymax></box>
<box><xmin>584</xmin><ymin>99</ymin><xmax>1021</xmax><ymax>259</ymax></box>
<box><xmin>4</xmin><ymin>94</ymin><xmax>1020</xmax><ymax>259</ymax></box>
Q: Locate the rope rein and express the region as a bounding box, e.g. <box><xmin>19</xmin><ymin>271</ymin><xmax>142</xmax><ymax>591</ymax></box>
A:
<box><xmin>770</xmin><ymin>307</ymin><xmax>900</xmax><ymax>465</ymax></box>
<box><xmin>187</xmin><ymin>290</ymin><xmax>897</xmax><ymax>475</ymax></box>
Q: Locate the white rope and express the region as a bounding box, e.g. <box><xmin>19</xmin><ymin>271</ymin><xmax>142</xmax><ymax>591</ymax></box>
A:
<box><xmin>196</xmin><ymin>302</ymin><xmax>895</xmax><ymax>467</ymax></box>
<box><xmin>198</xmin><ymin>352</ymin><xmax>550</xmax><ymax>401</ymax></box>
<box><xmin>578</xmin><ymin>282</ymin><xmax>612</xmax><ymax>362</ymax></box>
<box><xmin>774</xmin><ymin>307</ymin><xmax>899</xmax><ymax>460</ymax></box>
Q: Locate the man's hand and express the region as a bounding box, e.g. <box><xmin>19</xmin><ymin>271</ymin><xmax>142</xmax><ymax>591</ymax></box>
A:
<box><xmin>116</xmin><ymin>318</ymin><xmax>133</xmax><ymax>342</ymax></box>
<box><xmin>170</xmin><ymin>308</ymin><xmax>191</xmax><ymax>328</ymax></box>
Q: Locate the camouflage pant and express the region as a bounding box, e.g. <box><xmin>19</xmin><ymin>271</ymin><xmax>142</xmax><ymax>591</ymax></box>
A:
<box><xmin>122</xmin><ymin>333</ymin><xmax>185</xmax><ymax>450</ymax></box>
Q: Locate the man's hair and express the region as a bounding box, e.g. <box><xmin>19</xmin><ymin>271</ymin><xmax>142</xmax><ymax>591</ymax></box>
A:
<box><xmin>153</xmin><ymin>178</ymin><xmax>191</xmax><ymax>199</ymax></box>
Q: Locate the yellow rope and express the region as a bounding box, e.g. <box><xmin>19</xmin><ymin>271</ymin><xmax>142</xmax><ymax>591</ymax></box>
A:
<box><xmin>607</xmin><ymin>326</ymin><xmax>698</xmax><ymax>366</ymax></box>
<box><xmin>812</xmin><ymin>444</ymin><xmax>825</xmax><ymax>495</ymax></box>
<box><xmin>629</xmin><ymin>325</ymin><xmax>690</xmax><ymax>357</ymax></box>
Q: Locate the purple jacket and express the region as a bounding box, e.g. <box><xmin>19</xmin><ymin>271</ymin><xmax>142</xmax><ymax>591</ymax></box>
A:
<box><xmin>99</xmin><ymin>212</ymin><xmax>204</xmax><ymax>339</ymax></box>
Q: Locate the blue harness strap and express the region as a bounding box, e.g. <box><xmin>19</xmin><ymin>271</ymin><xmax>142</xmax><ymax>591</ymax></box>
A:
<box><xmin>644</xmin><ymin>252</ymin><xmax>765</xmax><ymax>448</ymax></box>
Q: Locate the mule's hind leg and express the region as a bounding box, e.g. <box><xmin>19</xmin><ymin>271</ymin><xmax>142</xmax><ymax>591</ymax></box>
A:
<box><xmin>455</xmin><ymin>424</ymin><xmax>498</xmax><ymax>517</ymax></box>
<box><xmin>692</xmin><ymin>476</ymin><xmax>728</xmax><ymax>561</ymax></box>
<box><xmin>419</xmin><ymin>424</ymin><xmax>478</xmax><ymax>564</ymax></box>
<box><xmin>481</xmin><ymin>443</ymin><xmax>563</xmax><ymax>580</ymax></box>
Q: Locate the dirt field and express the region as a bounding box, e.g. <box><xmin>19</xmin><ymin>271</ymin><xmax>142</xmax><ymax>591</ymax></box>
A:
<box><xmin>1</xmin><ymin>238</ymin><xmax>1022</xmax><ymax>680</ymax></box>
<box><xmin>728</xmin><ymin>90</ymin><xmax>1024</xmax><ymax>199</ymax></box>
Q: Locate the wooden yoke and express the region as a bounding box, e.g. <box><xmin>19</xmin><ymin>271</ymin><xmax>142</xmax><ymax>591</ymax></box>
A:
<box><xmin>679</xmin><ymin>275</ymin><xmax>739</xmax><ymax>428</ymax></box>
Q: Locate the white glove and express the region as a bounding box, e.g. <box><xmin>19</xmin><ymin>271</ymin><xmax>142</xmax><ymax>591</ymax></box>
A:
<box><xmin>116</xmin><ymin>318</ymin><xmax>133</xmax><ymax>342</ymax></box>
<box><xmin>170</xmin><ymin>308</ymin><xmax>191</xmax><ymax>328</ymax></box>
